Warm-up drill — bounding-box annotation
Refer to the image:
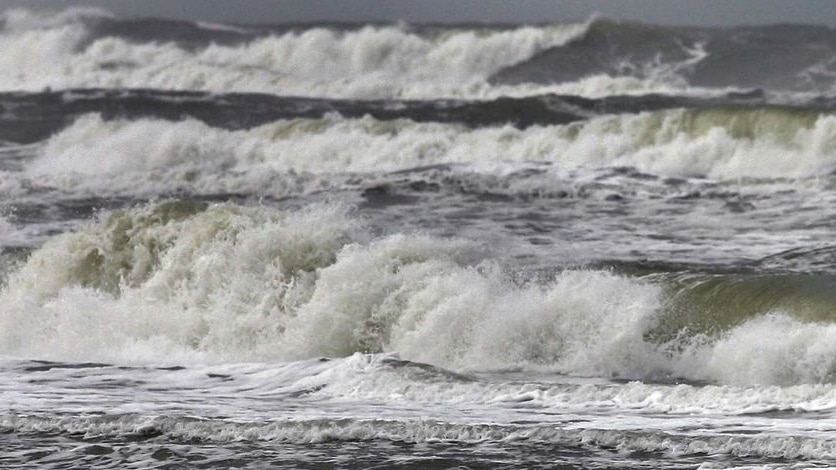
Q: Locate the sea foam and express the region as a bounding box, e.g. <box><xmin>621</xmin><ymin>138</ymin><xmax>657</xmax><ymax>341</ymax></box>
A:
<box><xmin>1</xmin><ymin>201</ymin><xmax>836</xmax><ymax>385</ymax></box>
<box><xmin>3</xmin><ymin>411</ymin><xmax>836</xmax><ymax>459</ymax></box>
<box><xmin>0</xmin><ymin>10</ymin><xmax>591</xmax><ymax>99</ymax></box>
<box><xmin>0</xmin><ymin>201</ymin><xmax>657</xmax><ymax>371</ymax></box>
<box><xmin>24</xmin><ymin>110</ymin><xmax>836</xmax><ymax>199</ymax></box>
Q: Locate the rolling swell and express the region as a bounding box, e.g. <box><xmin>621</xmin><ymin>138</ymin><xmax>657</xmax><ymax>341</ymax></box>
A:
<box><xmin>1</xmin><ymin>200</ymin><xmax>836</xmax><ymax>385</ymax></box>
<box><xmin>0</xmin><ymin>88</ymin><xmax>780</xmax><ymax>144</ymax></box>
<box><xmin>0</xmin><ymin>90</ymin><xmax>591</xmax><ymax>144</ymax></box>
<box><xmin>492</xmin><ymin>19</ymin><xmax>836</xmax><ymax>93</ymax></box>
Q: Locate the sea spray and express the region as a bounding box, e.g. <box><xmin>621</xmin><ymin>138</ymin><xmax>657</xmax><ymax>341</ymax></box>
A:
<box><xmin>5</xmin><ymin>8</ymin><xmax>836</xmax><ymax>468</ymax></box>
<box><xmin>1</xmin><ymin>201</ymin><xmax>835</xmax><ymax>386</ymax></box>
<box><xmin>0</xmin><ymin>201</ymin><xmax>659</xmax><ymax>369</ymax></box>
<box><xmin>0</xmin><ymin>202</ymin><xmax>365</xmax><ymax>361</ymax></box>
<box><xmin>0</xmin><ymin>9</ymin><xmax>590</xmax><ymax>98</ymax></box>
<box><xmin>30</xmin><ymin>109</ymin><xmax>836</xmax><ymax>197</ymax></box>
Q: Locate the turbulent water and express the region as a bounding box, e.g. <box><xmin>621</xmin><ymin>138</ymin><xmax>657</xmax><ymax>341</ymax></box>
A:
<box><xmin>4</xmin><ymin>7</ymin><xmax>836</xmax><ymax>469</ymax></box>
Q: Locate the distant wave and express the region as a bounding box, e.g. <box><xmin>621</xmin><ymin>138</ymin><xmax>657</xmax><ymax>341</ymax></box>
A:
<box><xmin>16</xmin><ymin>107</ymin><xmax>836</xmax><ymax>201</ymax></box>
<box><xmin>4</xmin><ymin>10</ymin><xmax>836</xmax><ymax>98</ymax></box>
<box><xmin>0</xmin><ymin>88</ymin><xmax>775</xmax><ymax>144</ymax></box>
<box><xmin>0</xmin><ymin>8</ymin><xmax>591</xmax><ymax>99</ymax></box>
<box><xmin>492</xmin><ymin>19</ymin><xmax>836</xmax><ymax>94</ymax></box>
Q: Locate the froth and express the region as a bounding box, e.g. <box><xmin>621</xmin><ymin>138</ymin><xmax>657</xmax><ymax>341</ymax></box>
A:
<box><xmin>4</xmin><ymin>201</ymin><xmax>836</xmax><ymax>385</ymax></box>
<box><xmin>0</xmin><ymin>202</ymin><xmax>366</xmax><ymax>361</ymax></box>
<box><xmin>0</xmin><ymin>15</ymin><xmax>589</xmax><ymax>99</ymax></box>
<box><xmin>4</xmin><ymin>413</ymin><xmax>836</xmax><ymax>459</ymax></box>
<box><xmin>0</xmin><ymin>201</ymin><xmax>661</xmax><ymax>372</ymax></box>
<box><xmin>26</xmin><ymin>110</ymin><xmax>836</xmax><ymax>199</ymax></box>
<box><xmin>328</xmin><ymin>355</ymin><xmax>836</xmax><ymax>414</ymax></box>
<box><xmin>0</xmin><ymin>7</ymin><xmax>112</xmax><ymax>31</ymax></box>
<box><xmin>695</xmin><ymin>314</ymin><xmax>836</xmax><ymax>385</ymax></box>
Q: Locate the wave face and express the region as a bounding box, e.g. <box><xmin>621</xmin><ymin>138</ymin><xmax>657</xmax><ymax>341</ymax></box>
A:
<box><xmin>492</xmin><ymin>20</ymin><xmax>836</xmax><ymax>94</ymax></box>
<box><xmin>2</xmin><ymin>201</ymin><xmax>836</xmax><ymax>387</ymax></box>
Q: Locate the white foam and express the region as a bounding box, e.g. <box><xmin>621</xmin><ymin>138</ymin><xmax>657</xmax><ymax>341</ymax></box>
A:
<box><xmin>0</xmin><ymin>14</ymin><xmax>594</xmax><ymax>99</ymax></box>
<box><xmin>7</xmin><ymin>352</ymin><xmax>836</xmax><ymax>417</ymax></box>
<box><xmin>25</xmin><ymin>110</ymin><xmax>836</xmax><ymax>199</ymax></box>
<box><xmin>0</xmin><ymin>201</ymin><xmax>661</xmax><ymax>371</ymax></box>
<box><xmin>0</xmin><ymin>202</ymin><xmax>369</xmax><ymax>362</ymax></box>
<box><xmin>194</xmin><ymin>21</ymin><xmax>253</xmax><ymax>35</ymax></box>
<box><xmin>0</xmin><ymin>7</ymin><xmax>112</xmax><ymax>31</ymax></box>
<box><xmin>684</xmin><ymin>314</ymin><xmax>836</xmax><ymax>386</ymax></box>
<box><xmin>3</xmin><ymin>412</ymin><xmax>835</xmax><ymax>459</ymax></box>
<box><xmin>319</xmin><ymin>354</ymin><xmax>836</xmax><ymax>415</ymax></box>
<box><xmin>3</xmin><ymin>202</ymin><xmax>836</xmax><ymax>385</ymax></box>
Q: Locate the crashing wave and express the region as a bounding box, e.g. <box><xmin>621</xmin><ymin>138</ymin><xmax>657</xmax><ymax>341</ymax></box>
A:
<box><xmin>23</xmin><ymin>109</ymin><xmax>836</xmax><ymax>201</ymax></box>
<box><xmin>0</xmin><ymin>201</ymin><xmax>835</xmax><ymax>385</ymax></box>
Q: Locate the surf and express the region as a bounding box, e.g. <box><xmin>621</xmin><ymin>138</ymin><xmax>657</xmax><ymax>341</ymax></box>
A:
<box><xmin>0</xmin><ymin>200</ymin><xmax>834</xmax><ymax>386</ymax></box>
<box><xmin>22</xmin><ymin>108</ymin><xmax>836</xmax><ymax>201</ymax></box>
<box><xmin>0</xmin><ymin>8</ymin><xmax>590</xmax><ymax>99</ymax></box>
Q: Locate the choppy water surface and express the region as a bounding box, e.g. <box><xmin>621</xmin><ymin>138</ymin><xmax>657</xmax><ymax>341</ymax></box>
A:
<box><xmin>3</xmin><ymin>7</ymin><xmax>836</xmax><ymax>469</ymax></box>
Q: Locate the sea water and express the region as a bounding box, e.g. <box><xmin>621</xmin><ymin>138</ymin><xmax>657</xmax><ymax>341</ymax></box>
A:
<box><xmin>3</xmin><ymin>8</ymin><xmax>836</xmax><ymax>468</ymax></box>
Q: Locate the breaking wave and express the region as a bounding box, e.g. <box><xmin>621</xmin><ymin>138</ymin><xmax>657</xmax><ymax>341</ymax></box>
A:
<box><xmin>5</xmin><ymin>10</ymin><xmax>836</xmax><ymax>98</ymax></box>
<box><xmin>1</xmin><ymin>201</ymin><xmax>836</xmax><ymax>385</ymax></box>
<box><xmin>22</xmin><ymin>108</ymin><xmax>836</xmax><ymax>200</ymax></box>
<box><xmin>0</xmin><ymin>8</ymin><xmax>592</xmax><ymax>99</ymax></box>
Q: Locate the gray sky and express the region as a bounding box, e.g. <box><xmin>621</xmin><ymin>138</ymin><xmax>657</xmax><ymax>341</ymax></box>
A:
<box><xmin>2</xmin><ymin>0</ymin><xmax>836</xmax><ymax>26</ymax></box>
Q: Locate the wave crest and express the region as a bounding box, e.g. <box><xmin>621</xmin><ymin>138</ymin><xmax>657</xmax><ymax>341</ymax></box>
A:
<box><xmin>0</xmin><ymin>11</ymin><xmax>590</xmax><ymax>99</ymax></box>
<box><xmin>3</xmin><ymin>201</ymin><xmax>836</xmax><ymax>385</ymax></box>
<box><xmin>26</xmin><ymin>109</ymin><xmax>836</xmax><ymax>200</ymax></box>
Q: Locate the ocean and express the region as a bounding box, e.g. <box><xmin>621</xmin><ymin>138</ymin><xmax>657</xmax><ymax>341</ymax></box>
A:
<box><xmin>2</xmin><ymin>7</ymin><xmax>836</xmax><ymax>469</ymax></box>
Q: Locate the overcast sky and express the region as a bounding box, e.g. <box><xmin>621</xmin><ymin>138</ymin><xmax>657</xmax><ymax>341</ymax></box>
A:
<box><xmin>2</xmin><ymin>0</ymin><xmax>836</xmax><ymax>26</ymax></box>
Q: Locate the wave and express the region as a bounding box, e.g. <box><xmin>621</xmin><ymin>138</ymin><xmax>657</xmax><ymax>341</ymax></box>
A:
<box><xmin>2</xmin><ymin>201</ymin><xmax>836</xmax><ymax>385</ymax></box>
<box><xmin>0</xmin><ymin>8</ymin><xmax>591</xmax><ymax>99</ymax></box>
<box><xmin>4</xmin><ymin>412</ymin><xmax>836</xmax><ymax>460</ymax></box>
<box><xmin>5</xmin><ymin>11</ymin><xmax>836</xmax><ymax>98</ymax></box>
<box><xmin>492</xmin><ymin>19</ymin><xmax>836</xmax><ymax>94</ymax></box>
<box><xmin>0</xmin><ymin>89</ymin><xmax>778</xmax><ymax>145</ymax></box>
<box><xmin>9</xmin><ymin>353</ymin><xmax>836</xmax><ymax>416</ymax></box>
<box><xmin>19</xmin><ymin>108</ymin><xmax>836</xmax><ymax>200</ymax></box>
<box><xmin>756</xmin><ymin>245</ymin><xmax>836</xmax><ymax>273</ymax></box>
<box><xmin>0</xmin><ymin>7</ymin><xmax>113</xmax><ymax>31</ymax></box>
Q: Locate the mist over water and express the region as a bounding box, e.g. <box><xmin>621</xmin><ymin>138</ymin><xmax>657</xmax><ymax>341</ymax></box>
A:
<box><xmin>3</xmin><ymin>6</ymin><xmax>836</xmax><ymax>469</ymax></box>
